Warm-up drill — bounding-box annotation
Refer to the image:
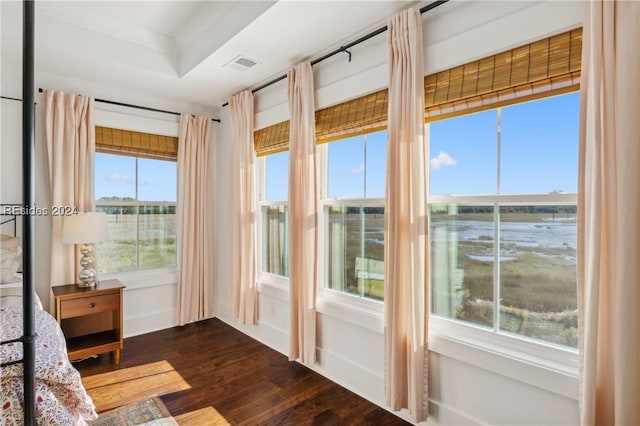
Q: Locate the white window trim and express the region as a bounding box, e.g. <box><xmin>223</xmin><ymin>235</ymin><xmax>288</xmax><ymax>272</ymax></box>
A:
<box><xmin>256</xmin><ymin>155</ymin><xmax>290</xmax><ymax>288</ymax></box>
<box><xmin>429</xmin><ymin>192</ymin><xmax>578</xmax><ymax>205</ymax></box>
<box><xmin>100</xmin><ymin>265</ymin><xmax>177</xmax><ymax>290</ymax></box>
<box><xmin>95</xmin><ymin>154</ymin><xmax>177</xmax><ymax>274</ymax></box>
<box><xmin>256</xmin><ymin>123</ymin><xmax>579</xmax><ymax>381</ymax></box>
<box><xmin>429</xmin><ymin>316</ymin><xmax>578</xmax><ymax>400</ymax></box>
<box><xmin>429</xmin><ymin>192</ymin><xmax>577</xmax><ymax>358</ymax></box>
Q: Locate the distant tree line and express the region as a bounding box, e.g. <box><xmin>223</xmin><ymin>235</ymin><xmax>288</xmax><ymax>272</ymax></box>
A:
<box><xmin>97</xmin><ymin>196</ymin><xmax>176</xmax><ymax>215</ymax></box>
<box><xmin>331</xmin><ymin>206</ymin><xmax>385</xmax><ymax>215</ymax></box>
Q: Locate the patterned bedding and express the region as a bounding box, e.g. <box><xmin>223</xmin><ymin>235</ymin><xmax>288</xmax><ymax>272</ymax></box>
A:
<box><xmin>0</xmin><ymin>305</ymin><xmax>98</xmax><ymax>425</ymax></box>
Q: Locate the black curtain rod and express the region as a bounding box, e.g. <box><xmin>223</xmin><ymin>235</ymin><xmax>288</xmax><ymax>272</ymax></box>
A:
<box><xmin>221</xmin><ymin>0</ymin><xmax>449</xmax><ymax>107</ymax></box>
<box><xmin>37</xmin><ymin>88</ymin><xmax>221</xmax><ymax>123</ymax></box>
<box><xmin>1</xmin><ymin>95</ymin><xmax>24</xmax><ymax>102</ymax></box>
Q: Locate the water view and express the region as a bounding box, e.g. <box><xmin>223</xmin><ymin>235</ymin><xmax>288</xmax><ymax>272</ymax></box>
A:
<box><xmin>318</xmin><ymin>205</ymin><xmax>578</xmax><ymax>348</ymax></box>
<box><xmin>431</xmin><ymin>205</ymin><xmax>577</xmax><ymax>348</ymax></box>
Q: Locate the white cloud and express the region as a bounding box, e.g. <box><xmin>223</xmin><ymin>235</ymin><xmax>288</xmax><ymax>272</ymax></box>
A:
<box><xmin>350</xmin><ymin>163</ymin><xmax>365</xmax><ymax>175</ymax></box>
<box><xmin>106</xmin><ymin>173</ymin><xmax>136</xmax><ymax>184</ymax></box>
<box><xmin>430</xmin><ymin>151</ymin><xmax>457</xmax><ymax>170</ymax></box>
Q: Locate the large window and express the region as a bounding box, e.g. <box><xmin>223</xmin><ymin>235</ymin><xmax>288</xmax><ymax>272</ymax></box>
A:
<box><xmin>260</xmin><ymin>151</ymin><xmax>289</xmax><ymax>278</ymax></box>
<box><xmin>322</xmin><ymin>130</ymin><xmax>386</xmax><ymax>301</ymax></box>
<box><xmin>95</xmin><ymin>153</ymin><xmax>177</xmax><ymax>273</ymax></box>
<box><xmin>429</xmin><ymin>92</ymin><xmax>579</xmax><ymax>348</ymax></box>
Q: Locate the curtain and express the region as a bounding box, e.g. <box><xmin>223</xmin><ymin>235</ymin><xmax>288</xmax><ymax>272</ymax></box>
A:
<box><xmin>45</xmin><ymin>91</ymin><xmax>95</xmax><ymax>287</ymax></box>
<box><xmin>578</xmin><ymin>1</ymin><xmax>640</xmax><ymax>424</ymax></box>
<box><xmin>177</xmin><ymin>114</ymin><xmax>214</xmax><ymax>325</ymax></box>
<box><xmin>384</xmin><ymin>8</ymin><xmax>429</xmax><ymax>422</ymax></box>
<box><xmin>229</xmin><ymin>90</ymin><xmax>258</xmax><ymax>325</ymax></box>
<box><xmin>287</xmin><ymin>61</ymin><xmax>318</xmax><ymax>365</ymax></box>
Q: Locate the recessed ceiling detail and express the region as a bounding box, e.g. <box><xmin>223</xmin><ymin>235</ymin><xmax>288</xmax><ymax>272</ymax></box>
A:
<box><xmin>1</xmin><ymin>0</ymin><xmax>423</xmax><ymax>108</ymax></box>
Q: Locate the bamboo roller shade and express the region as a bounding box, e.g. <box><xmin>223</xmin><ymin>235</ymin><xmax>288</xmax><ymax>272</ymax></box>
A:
<box><xmin>254</xmin><ymin>120</ymin><xmax>290</xmax><ymax>157</ymax></box>
<box><xmin>424</xmin><ymin>28</ymin><xmax>582</xmax><ymax>121</ymax></box>
<box><xmin>95</xmin><ymin>126</ymin><xmax>178</xmax><ymax>161</ymax></box>
<box><xmin>254</xmin><ymin>89</ymin><xmax>388</xmax><ymax>156</ymax></box>
<box><xmin>315</xmin><ymin>89</ymin><xmax>388</xmax><ymax>144</ymax></box>
<box><xmin>254</xmin><ymin>28</ymin><xmax>582</xmax><ymax>156</ymax></box>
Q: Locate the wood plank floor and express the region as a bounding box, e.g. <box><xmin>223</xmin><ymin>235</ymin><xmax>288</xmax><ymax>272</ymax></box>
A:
<box><xmin>74</xmin><ymin>318</ymin><xmax>410</xmax><ymax>425</ymax></box>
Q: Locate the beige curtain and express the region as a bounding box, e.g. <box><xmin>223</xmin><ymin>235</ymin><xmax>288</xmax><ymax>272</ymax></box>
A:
<box><xmin>287</xmin><ymin>61</ymin><xmax>318</xmax><ymax>365</ymax></box>
<box><xmin>229</xmin><ymin>90</ymin><xmax>258</xmax><ymax>325</ymax></box>
<box><xmin>384</xmin><ymin>8</ymin><xmax>429</xmax><ymax>422</ymax></box>
<box><xmin>578</xmin><ymin>1</ymin><xmax>640</xmax><ymax>425</ymax></box>
<box><xmin>45</xmin><ymin>91</ymin><xmax>95</xmax><ymax>287</ymax></box>
<box><xmin>177</xmin><ymin>114</ymin><xmax>214</xmax><ymax>325</ymax></box>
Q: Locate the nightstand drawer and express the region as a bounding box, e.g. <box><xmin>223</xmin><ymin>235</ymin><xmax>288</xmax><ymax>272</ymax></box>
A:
<box><xmin>59</xmin><ymin>293</ymin><xmax>119</xmax><ymax>319</ymax></box>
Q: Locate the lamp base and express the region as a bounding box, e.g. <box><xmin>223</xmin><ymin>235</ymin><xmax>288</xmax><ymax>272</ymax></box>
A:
<box><xmin>77</xmin><ymin>280</ymin><xmax>97</xmax><ymax>288</ymax></box>
<box><xmin>78</xmin><ymin>244</ymin><xmax>98</xmax><ymax>288</ymax></box>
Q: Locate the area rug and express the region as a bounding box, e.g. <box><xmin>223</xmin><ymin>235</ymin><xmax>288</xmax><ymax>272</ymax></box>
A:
<box><xmin>89</xmin><ymin>396</ymin><xmax>178</xmax><ymax>425</ymax></box>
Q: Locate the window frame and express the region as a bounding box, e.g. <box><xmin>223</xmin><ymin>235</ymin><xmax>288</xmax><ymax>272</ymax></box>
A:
<box><xmin>426</xmin><ymin>92</ymin><xmax>579</xmax><ymax>364</ymax></box>
<box><xmin>253</xmin><ymin>92</ymin><xmax>580</xmax><ymax>376</ymax></box>
<box><xmin>256</xmin><ymin>155</ymin><xmax>289</xmax><ymax>289</ymax></box>
<box><xmin>94</xmin><ymin>153</ymin><xmax>177</xmax><ymax>274</ymax></box>
<box><xmin>428</xmin><ymin>192</ymin><xmax>578</xmax><ymax>343</ymax></box>
<box><xmin>316</xmin><ymin>133</ymin><xmax>385</xmax><ymax>314</ymax></box>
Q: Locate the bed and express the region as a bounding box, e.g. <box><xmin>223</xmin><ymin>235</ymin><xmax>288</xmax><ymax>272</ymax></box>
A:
<box><xmin>1</xmin><ymin>231</ymin><xmax>97</xmax><ymax>424</ymax></box>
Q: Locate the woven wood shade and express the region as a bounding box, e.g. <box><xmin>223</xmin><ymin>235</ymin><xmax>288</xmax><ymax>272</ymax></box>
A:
<box><xmin>254</xmin><ymin>28</ymin><xmax>582</xmax><ymax>154</ymax></box>
<box><xmin>254</xmin><ymin>121</ymin><xmax>290</xmax><ymax>157</ymax></box>
<box><xmin>254</xmin><ymin>89</ymin><xmax>387</xmax><ymax>156</ymax></box>
<box><xmin>95</xmin><ymin>126</ymin><xmax>178</xmax><ymax>161</ymax></box>
<box><xmin>424</xmin><ymin>28</ymin><xmax>582</xmax><ymax>121</ymax></box>
<box><xmin>315</xmin><ymin>89</ymin><xmax>388</xmax><ymax>144</ymax></box>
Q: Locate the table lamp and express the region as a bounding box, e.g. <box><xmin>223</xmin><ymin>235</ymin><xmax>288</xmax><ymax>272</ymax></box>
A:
<box><xmin>62</xmin><ymin>212</ymin><xmax>109</xmax><ymax>287</ymax></box>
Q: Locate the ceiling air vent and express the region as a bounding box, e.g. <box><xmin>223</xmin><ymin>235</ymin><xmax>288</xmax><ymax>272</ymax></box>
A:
<box><xmin>224</xmin><ymin>55</ymin><xmax>260</xmax><ymax>72</ymax></box>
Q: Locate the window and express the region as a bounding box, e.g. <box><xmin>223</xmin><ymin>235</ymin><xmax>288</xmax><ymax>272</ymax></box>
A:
<box><xmin>95</xmin><ymin>153</ymin><xmax>177</xmax><ymax>273</ymax></box>
<box><xmin>260</xmin><ymin>151</ymin><xmax>289</xmax><ymax>278</ymax></box>
<box><xmin>429</xmin><ymin>92</ymin><xmax>579</xmax><ymax>348</ymax></box>
<box><xmin>322</xmin><ymin>130</ymin><xmax>386</xmax><ymax>301</ymax></box>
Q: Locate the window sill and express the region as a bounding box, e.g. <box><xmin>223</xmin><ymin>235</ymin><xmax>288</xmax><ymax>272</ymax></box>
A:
<box><xmin>258</xmin><ymin>279</ymin><xmax>289</xmax><ymax>302</ymax></box>
<box><xmin>316</xmin><ymin>289</ymin><xmax>383</xmax><ymax>333</ymax></box>
<box><xmin>428</xmin><ymin>315</ymin><xmax>578</xmax><ymax>400</ymax></box>
<box><xmin>257</xmin><ymin>272</ymin><xmax>289</xmax><ymax>293</ymax></box>
<box><xmin>100</xmin><ymin>266</ymin><xmax>177</xmax><ymax>290</ymax></box>
<box><xmin>258</xmin><ymin>278</ymin><xmax>577</xmax><ymax>398</ymax></box>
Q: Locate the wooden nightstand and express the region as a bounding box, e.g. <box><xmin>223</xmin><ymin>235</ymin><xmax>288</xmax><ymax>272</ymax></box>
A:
<box><xmin>52</xmin><ymin>279</ymin><xmax>125</xmax><ymax>364</ymax></box>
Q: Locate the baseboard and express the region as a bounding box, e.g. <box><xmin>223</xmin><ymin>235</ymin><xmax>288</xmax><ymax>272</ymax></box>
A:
<box><xmin>124</xmin><ymin>308</ymin><xmax>177</xmax><ymax>338</ymax></box>
<box><xmin>427</xmin><ymin>399</ymin><xmax>483</xmax><ymax>425</ymax></box>
<box><xmin>215</xmin><ymin>305</ymin><xmax>289</xmax><ymax>356</ymax></box>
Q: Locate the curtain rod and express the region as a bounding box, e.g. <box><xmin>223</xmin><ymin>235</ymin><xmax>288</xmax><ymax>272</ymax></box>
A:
<box><xmin>1</xmin><ymin>95</ymin><xmax>23</xmax><ymax>102</ymax></box>
<box><xmin>37</xmin><ymin>88</ymin><xmax>221</xmax><ymax>123</ymax></box>
<box><xmin>221</xmin><ymin>0</ymin><xmax>449</xmax><ymax>107</ymax></box>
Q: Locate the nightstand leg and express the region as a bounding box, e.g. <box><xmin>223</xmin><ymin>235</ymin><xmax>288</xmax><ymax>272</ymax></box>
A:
<box><xmin>114</xmin><ymin>349</ymin><xmax>121</xmax><ymax>365</ymax></box>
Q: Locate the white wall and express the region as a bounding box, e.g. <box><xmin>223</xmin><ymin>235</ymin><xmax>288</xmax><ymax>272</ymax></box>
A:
<box><xmin>214</xmin><ymin>1</ymin><xmax>583</xmax><ymax>425</ymax></box>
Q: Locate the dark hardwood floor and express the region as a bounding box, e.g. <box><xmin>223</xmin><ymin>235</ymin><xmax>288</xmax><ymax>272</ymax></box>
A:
<box><xmin>74</xmin><ymin>318</ymin><xmax>410</xmax><ymax>425</ymax></box>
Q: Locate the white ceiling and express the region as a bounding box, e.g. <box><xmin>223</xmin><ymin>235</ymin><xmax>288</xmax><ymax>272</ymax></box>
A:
<box><xmin>1</xmin><ymin>0</ymin><xmax>423</xmax><ymax>112</ymax></box>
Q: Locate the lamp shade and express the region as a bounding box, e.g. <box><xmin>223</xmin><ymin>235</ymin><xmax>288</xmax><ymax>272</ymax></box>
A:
<box><xmin>62</xmin><ymin>212</ymin><xmax>109</xmax><ymax>244</ymax></box>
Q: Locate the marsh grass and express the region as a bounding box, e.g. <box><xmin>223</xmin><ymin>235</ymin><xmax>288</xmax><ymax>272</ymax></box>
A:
<box><xmin>449</xmin><ymin>236</ymin><xmax>577</xmax><ymax>346</ymax></box>
<box><xmin>96</xmin><ymin>213</ymin><xmax>176</xmax><ymax>273</ymax></box>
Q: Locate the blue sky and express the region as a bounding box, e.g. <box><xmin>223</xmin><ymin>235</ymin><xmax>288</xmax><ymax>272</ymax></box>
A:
<box><xmin>266</xmin><ymin>91</ymin><xmax>579</xmax><ymax>200</ymax></box>
<box><xmin>430</xmin><ymin>91</ymin><xmax>579</xmax><ymax>195</ymax></box>
<box><xmin>95</xmin><ymin>153</ymin><xmax>176</xmax><ymax>202</ymax></box>
<box><xmin>96</xmin><ymin>92</ymin><xmax>579</xmax><ymax>202</ymax></box>
<box><xmin>265</xmin><ymin>130</ymin><xmax>388</xmax><ymax>201</ymax></box>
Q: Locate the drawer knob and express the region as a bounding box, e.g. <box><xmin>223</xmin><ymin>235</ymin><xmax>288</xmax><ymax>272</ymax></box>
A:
<box><xmin>88</xmin><ymin>302</ymin><xmax>96</xmax><ymax>308</ymax></box>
